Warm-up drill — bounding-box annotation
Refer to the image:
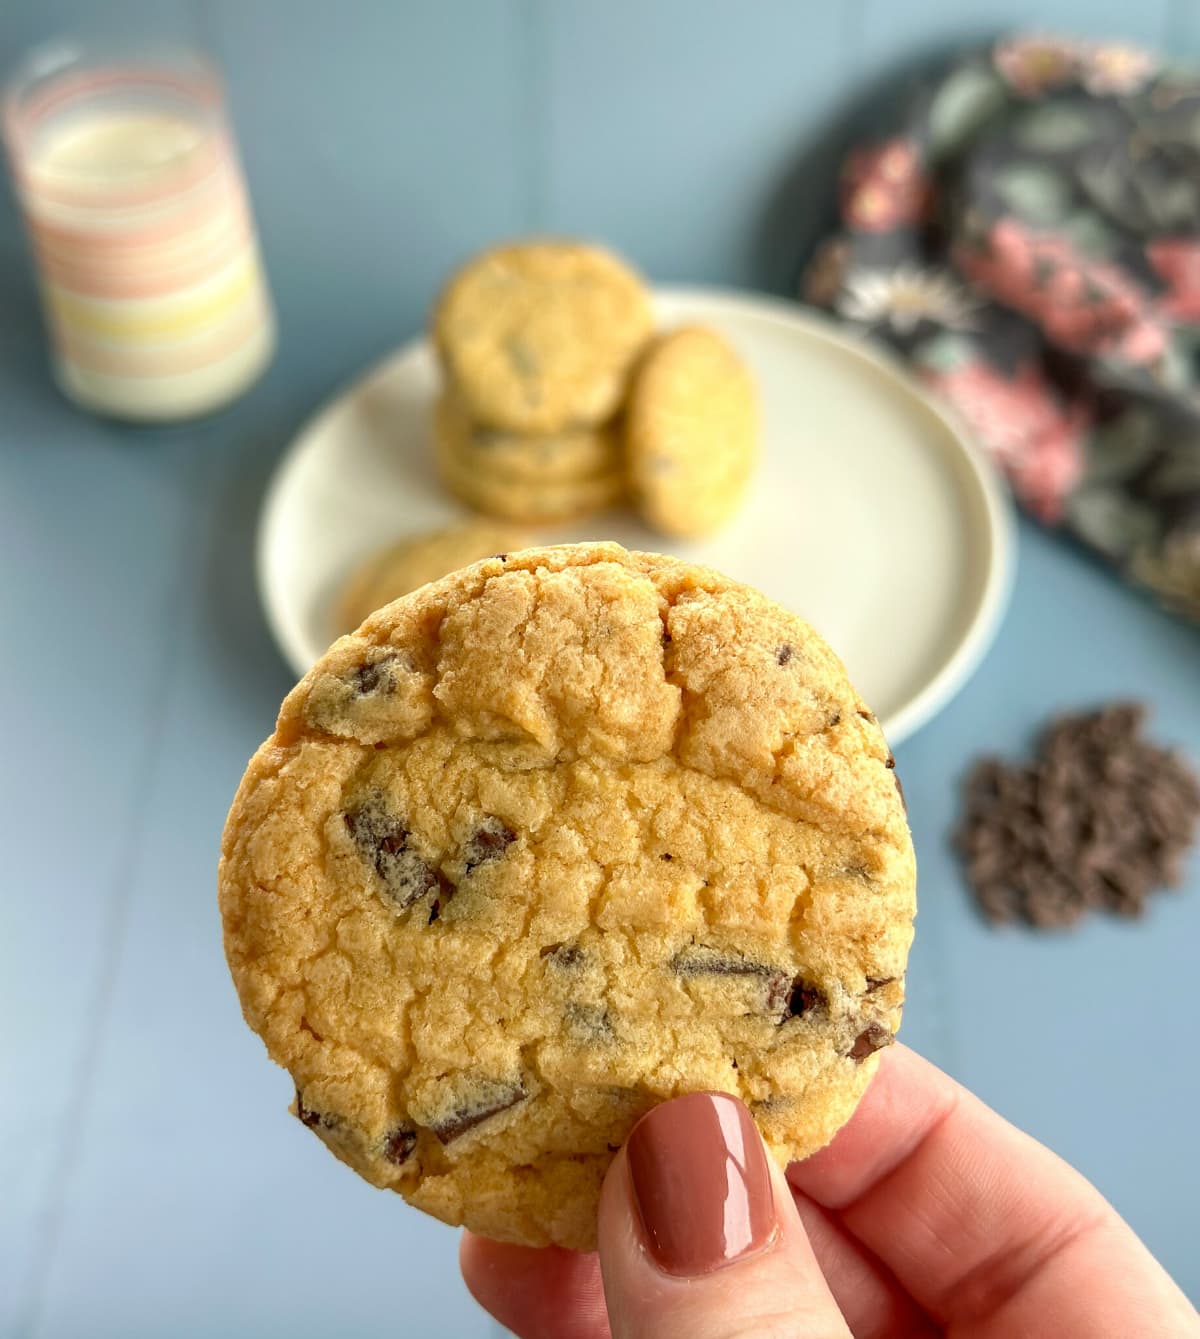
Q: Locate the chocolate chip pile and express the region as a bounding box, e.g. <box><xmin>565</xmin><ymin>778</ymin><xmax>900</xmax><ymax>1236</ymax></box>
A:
<box><xmin>958</xmin><ymin>703</ymin><xmax>1200</xmax><ymax>929</ymax></box>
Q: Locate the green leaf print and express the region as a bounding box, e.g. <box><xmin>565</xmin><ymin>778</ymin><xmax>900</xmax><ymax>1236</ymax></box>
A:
<box><xmin>991</xmin><ymin>163</ymin><xmax>1072</xmax><ymax>224</ymax></box>
<box><xmin>1015</xmin><ymin>104</ymin><xmax>1097</xmax><ymax>153</ymax></box>
<box><xmin>911</xmin><ymin>331</ymin><xmax>974</xmax><ymax>373</ymax></box>
<box><xmin>1067</xmin><ymin>486</ymin><xmax>1161</xmax><ymax>559</ymax></box>
<box><xmin>1059</xmin><ymin>210</ymin><xmax>1120</xmax><ymax>258</ymax></box>
<box><xmin>927</xmin><ymin>65</ymin><xmax>1008</xmax><ymax>161</ymax></box>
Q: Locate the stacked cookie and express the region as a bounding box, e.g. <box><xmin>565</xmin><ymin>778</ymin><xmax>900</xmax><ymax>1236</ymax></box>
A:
<box><xmin>430</xmin><ymin>239</ymin><xmax>758</xmax><ymax>536</ymax></box>
<box><xmin>431</xmin><ymin>242</ymin><xmax>651</xmax><ymax>523</ymax></box>
<box><xmin>333</xmin><ymin>242</ymin><xmax>761</xmax><ymax>643</ymax></box>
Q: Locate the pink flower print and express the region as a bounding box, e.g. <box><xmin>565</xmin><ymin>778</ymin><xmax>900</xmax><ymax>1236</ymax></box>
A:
<box><xmin>840</xmin><ymin>136</ymin><xmax>931</xmax><ymax>233</ymax></box>
<box><xmin>921</xmin><ymin>357</ymin><xmax>1087</xmax><ymax>522</ymax></box>
<box><xmin>1148</xmin><ymin>237</ymin><xmax>1200</xmax><ymax>323</ymax></box>
<box><xmin>956</xmin><ymin>219</ymin><xmax>1167</xmax><ymax>365</ymax></box>
<box><xmin>1080</xmin><ymin>42</ymin><xmax>1158</xmax><ymax>96</ymax></box>
<box><xmin>1007</xmin><ymin>419</ymin><xmax>1086</xmax><ymax>522</ymax></box>
<box><xmin>993</xmin><ymin>36</ymin><xmax>1080</xmax><ymax>98</ymax></box>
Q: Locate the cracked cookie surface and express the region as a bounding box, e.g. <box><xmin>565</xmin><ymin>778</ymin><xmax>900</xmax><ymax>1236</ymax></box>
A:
<box><xmin>219</xmin><ymin>543</ymin><xmax>915</xmax><ymax>1249</ymax></box>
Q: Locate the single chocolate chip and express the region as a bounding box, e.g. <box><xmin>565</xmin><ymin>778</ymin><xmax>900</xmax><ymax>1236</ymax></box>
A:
<box><xmin>352</xmin><ymin>653</ymin><xmax>404</xmax><ymax>696</ymax></box>
<box><xmin>354</xmin><ymin>661</ymin><xmax>385</xmax><ymax>695</ymax></box>
<box><xmin>672</xmin><ymin>947</ymin><xmax>791</xmax><ymax>1013</ymax></box>
<box><xmin>885</xmin><ymin>754</ymin><xmax>896</xmax><ymax>770</ymax></box>
<box><xmin>565</xmin><ymin>1002</ymin><xmax>613</xmax><ymax>1041</ymax></box>
<box><xmin>660</xmin><ymin>852</ymin><xmax>673</xmax><ymax>861</ymax></box>
<box><xmin>382</xmin><ymin>1125</ymin><xmax>417</xmax><ymax>1166</ymax></box>
<box><xmin>541</xmin><ymin>942</ymin><xmax>583</xmax><ymax>967</ymax></box>
<box><xmin>828</xmin><ymin>711</ymin><xmax>842</xmax><ymax>727</ymax></box>
<box><xmin>295</xmin><ymin>1090</ymin><xmax>337</xmax><ymax>1131</ymax></box>
<box><xmin>776</xmin><ymin>643</ymin><xmax>794</xmax><ymax>666</ymax></box>
<box><xmin>494</xmin><ymin>553</ymin><xmax>508</xmax><ymax>562</ymax></box>
<box><xmin>784</xmin><ymin>977</ymin><xmax>827</xmax><ymax>1019</ymax></box>
<box><xmin>848</xmin><ymin>1022</ymin><xmax>894</xmax><ymax>1063</ymax></box>
<box><xmin>865</xmin><ymin>976</ymin><xmax>897</xmax><ymax>992</ymax></box>
<box><xmin>672</xmin><ymin>947</ymin><xmax>776</xmax><ymax>981</ymax></box>
<box><xmin>345</xmin><ymin>799</ymin><xmax>442</xmax><ymax>911</ymax></box>
<box><xmin>431</xmin><ymin>1082</ymin><xmax>528</xmax><ymax>1145</ymax></box>
<box><xmin>463</xmin><ymin>816</ymin><xmax>517</xmax><ymax>873</ymax></box>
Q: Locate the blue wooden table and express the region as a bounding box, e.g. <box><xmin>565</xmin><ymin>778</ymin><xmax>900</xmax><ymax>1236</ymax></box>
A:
<box><xmin>3</xmin><ymin>3</ymin><xmax>1198</xmax><ymax>1336</ymax></box>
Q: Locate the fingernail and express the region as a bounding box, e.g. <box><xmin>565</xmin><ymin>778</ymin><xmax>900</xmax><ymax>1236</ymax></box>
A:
<box><xmin>626</xmin><ymin>1091</ymin><xmax>776</xmax><ymax>1276</ymax></box>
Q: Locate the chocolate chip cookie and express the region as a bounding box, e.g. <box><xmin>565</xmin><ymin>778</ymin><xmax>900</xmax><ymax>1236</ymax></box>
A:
<box><xmin>626</xmin><ymin>325</ymin><xmax>758</xmax><ymax>537</ymax></box>
<box><xmin>433</xmin><ymin>241</ymin><xmax>653</xmax><ymax>433</ymax></box>
<box><xmin>434</xmin><ymin>420</ymin><xmax>624</xmax><ymax>523</ymax></box>
<box><xmin>335</xmin><ymin>520</ymin><xmax>530</xmax><ymax>636</ymax></box>
<box><xmin>434</xmin><ymin>388</ymin><xmax>621</xmax><ymax>485</ymax></box>
<box><xmin>219</xmin><ymin>543</ymin><xmax>915</xmax><ymax>1249</ymax></box>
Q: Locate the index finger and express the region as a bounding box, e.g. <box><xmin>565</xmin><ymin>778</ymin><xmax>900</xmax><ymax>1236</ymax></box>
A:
<box><xmin>787</xmin><ymin>1045</ymin><xmax>1196</xmax><ymax>1332</ymax></box>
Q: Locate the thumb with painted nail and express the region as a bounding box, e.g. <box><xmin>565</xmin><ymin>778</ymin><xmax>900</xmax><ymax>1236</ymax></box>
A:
<box><xmin>596</xmin><ymin>1090</ymin><xmax>852</xmax><ymax>1339</ymax></box>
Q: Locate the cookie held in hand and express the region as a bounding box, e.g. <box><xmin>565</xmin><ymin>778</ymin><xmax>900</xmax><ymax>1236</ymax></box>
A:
<box><xmin>219</xmin><ymin>543</ymin><xmax>915</xmax><ymax>1248</ymax></box>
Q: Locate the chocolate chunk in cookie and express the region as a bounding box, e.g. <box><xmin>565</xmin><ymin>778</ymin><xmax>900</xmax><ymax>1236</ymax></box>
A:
<box><xmin>541</xmin><ymin>942</ymin><xmax>584</xmax><ymax>968</ymax></box>
<box><xmin>463</xmin><ymin>816</ymin><xmax>517</xmax><ymax>872</ymax></box>
<box><xmin>431</xmin><ymin>1082</ymin><xmax>528</xmax><ymax>1145</ymax></box>
<box><xmin>848</xmin><ymin>1022</ymin><xmax>893</xmax><ymax>1062</ymax></box>
<box><xmin>784</xmin><ymin>978</ymin><xmax>827</xmax><ymax>1020</ymax></box>
<box><xmin>344</xmin><ymin>799</ymin><xmax>442</xmax><ymax>911</ymax></box>
<box><xmin>382</xmin><ymin>1125</ymin><xmax>418</xmax><ymax>1166</ymax></box>
<box><xmin>671</xmin><ymin>947</ymin><xmax>792</xmax><ymax>1013</ymax></box>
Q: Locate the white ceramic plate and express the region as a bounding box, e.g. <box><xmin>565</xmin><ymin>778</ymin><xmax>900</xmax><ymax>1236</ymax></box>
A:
<box><xmin>258</xmin><ymin>287</ymin><xmax>1014</xmax><ymax>745</ymax></box>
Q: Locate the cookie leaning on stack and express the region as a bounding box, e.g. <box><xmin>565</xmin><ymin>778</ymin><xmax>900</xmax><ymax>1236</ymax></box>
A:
<box><xmin>431</xmin><ymin>241</ymin><xmax>653</xmax><ymax>523</ymax></box>
<box><xmin>627</xmin><ymin>325</ymin><xmax>758</xmax><ymax>538</ymax></box>
<box><xmin>219</xmin><ymin>542</ymin><xmax>916</xmax><ymax>1250</ymax></box>
<box><xmin>335</xmin><ymin>519</ymin><xmax>529</xmax><ymax>635</ymax></box>
<box><xmin>432</xmin><ymin>390</ymin><xmax>624</xmax><ymax>523</ymax></box>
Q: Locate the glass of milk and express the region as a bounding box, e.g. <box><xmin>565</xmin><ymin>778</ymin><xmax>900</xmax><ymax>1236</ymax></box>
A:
<box><xmin>3</xmin><ymin>41</ymin><xmax>276</xmax><ymax>422</ymax></box>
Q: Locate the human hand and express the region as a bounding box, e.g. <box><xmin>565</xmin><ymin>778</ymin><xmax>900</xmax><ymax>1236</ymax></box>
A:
<box><xmin>461</xmin><ymin>1045</ymin><xmax>1199</xmax><ymax>1338</ymax></box>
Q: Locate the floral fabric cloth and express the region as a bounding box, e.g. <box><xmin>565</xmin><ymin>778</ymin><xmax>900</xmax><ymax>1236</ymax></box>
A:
<box><xmin>804</xmin><ymin>35</ymin><xmax>1200</xmax><ymax>623</ymax></box>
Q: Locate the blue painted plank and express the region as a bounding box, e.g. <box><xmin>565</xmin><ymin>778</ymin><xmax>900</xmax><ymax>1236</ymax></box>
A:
<box><xmin>1167</xmin><ymin>0</ymin><xmax>1200</xmax><ymax>53</ymax></box>
<box><xmin>0</xmin><ymin>244</ymin><xmax>196</xmax><ymax>1336</ymax></box>
<box><xmin>200</xmin><ymin>0</ymin><xmax>528</xmax><ymax>402</ymax></box>
<box><xmin>537</xmin><ymin>0</ymin><xmax>855</xmax><ymax>291</ymax></box>
<box><xmin>28</xmin><ymin>424</ymin><xmax>490</xmax><ymax>1339</ymax></box>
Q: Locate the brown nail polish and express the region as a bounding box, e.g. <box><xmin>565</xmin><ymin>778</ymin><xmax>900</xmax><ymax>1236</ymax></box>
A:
<box><xmin>626</xmin><ymin>1091</ymin><xmax>776</xmax><ymax>1276</ymax></box>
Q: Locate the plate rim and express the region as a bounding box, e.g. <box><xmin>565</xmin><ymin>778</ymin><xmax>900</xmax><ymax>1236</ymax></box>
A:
<box><xmin>256</xmin><ymin>284</ymin><xmax>1015</xmax><ymax>746</ymax></box>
